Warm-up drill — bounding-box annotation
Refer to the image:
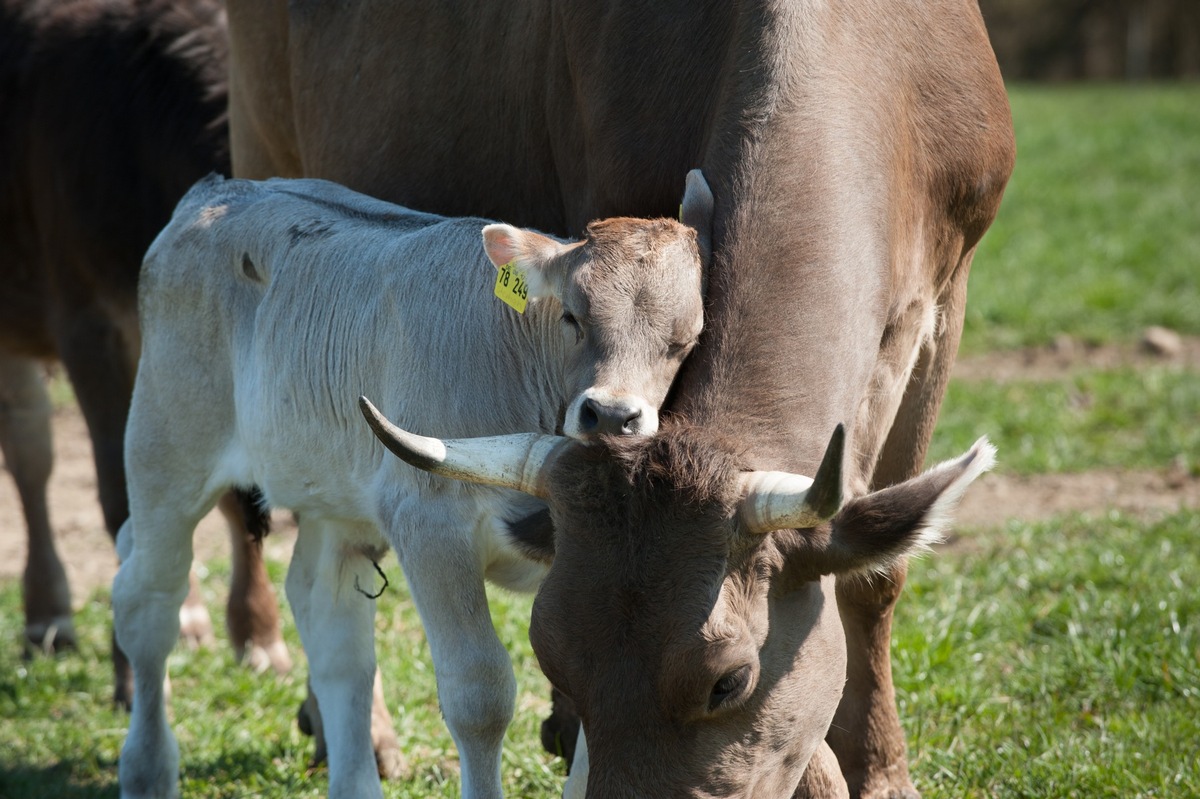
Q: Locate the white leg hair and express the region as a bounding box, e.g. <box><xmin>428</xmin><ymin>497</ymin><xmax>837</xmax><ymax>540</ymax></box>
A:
<box><xmin>562</xmin><ymin>727</ymin><xmax>590</xmax><ymax>799</ymax></box>
<box><xmin>285</xmin><ymin>519</ymin><xmax>384</xmax><ymax>799</ymax></box>
<box><xmin>113</xmin><ymin>504</ymin><xmax>206</xmax><ymax>799</ymax></box>
<box><xmin>387</xmin><ymin>499</ymin><xmax>516</xmax><ymax>799</ymax></box>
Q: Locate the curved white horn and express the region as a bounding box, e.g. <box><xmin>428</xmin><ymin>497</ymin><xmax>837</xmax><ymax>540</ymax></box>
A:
<box><xmin>737</xmin><ymin>424</ymin><xmax>846</xmax><ymax>534</ymax></box>
<box><xmin>359</xmin><ymin>396</ymin><xmax>571</xmax><ymax>498</ymax></box>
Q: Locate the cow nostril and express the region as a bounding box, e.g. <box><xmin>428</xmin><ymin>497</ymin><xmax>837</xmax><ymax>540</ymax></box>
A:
<box><xmin>581</xmin><ymin>398</ymin><xmax>644</xmax><ymax>435</ymax></box>
<box><xmin>580</xmin><ymin>399</ymin><xmax>601</xmax><ymax>431</ymax></box>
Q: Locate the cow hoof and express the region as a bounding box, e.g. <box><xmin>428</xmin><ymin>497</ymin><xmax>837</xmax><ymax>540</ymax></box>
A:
<box><xmin>23</xmin><ymin>616</ymin><xmax>77</xmax><ymax>656</ymax></box>
<box><xmin>178</xmin><ymin>601</ymin><xmax>215</xmax><ymax>649</ymax></box>
<box><xmin>240</xmin><ymin>638</ymin><xmax>292</xmax><ymax>676</ymax></box>
<box><xmin>374</xmin><ymin>740</ymin><xmax>407</xmax><ymax>781</ymax></box>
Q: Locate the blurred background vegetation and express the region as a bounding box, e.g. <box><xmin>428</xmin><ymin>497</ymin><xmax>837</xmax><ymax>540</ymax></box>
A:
<box><xmin>979</xmin><ymin>0</ymin><xmax>1200</xmax><ymax>80</ymax></box>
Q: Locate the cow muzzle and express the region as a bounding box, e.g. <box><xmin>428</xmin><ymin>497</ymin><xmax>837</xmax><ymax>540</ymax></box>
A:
<box><xmin>564</xmin><ymin>388</ymin><xmax>658</xmax><ymax>440</ymax></box>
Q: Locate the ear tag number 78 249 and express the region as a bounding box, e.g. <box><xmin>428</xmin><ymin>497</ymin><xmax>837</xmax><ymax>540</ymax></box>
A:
<box><xmin>494</xmin><ymin>261</ymin><xmax>529</xmax><ymax>314</ymax></box>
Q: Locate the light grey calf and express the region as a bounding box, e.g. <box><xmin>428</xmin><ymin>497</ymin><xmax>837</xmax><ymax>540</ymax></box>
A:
<box><xmin>113</xmin><ymin>172</ymin><xmax>712</xmax><ymax>799</ymax></box>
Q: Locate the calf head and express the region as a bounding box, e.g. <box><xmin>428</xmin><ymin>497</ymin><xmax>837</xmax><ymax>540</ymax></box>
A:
<box><xmin>481</xmin><ymin>170</ymin><xmax>713</xmax><ymax>440</ymax></box>
<box><xmin>358</xmin><ymin>402</ymin><xmax>994</xmax><ymax>797</ymax></box>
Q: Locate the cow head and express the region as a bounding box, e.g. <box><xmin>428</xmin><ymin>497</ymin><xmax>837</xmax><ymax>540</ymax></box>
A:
<box><xmin>358</xmin><ymin>399</ymin><xmax>994</xmax><ymax>797</ymax></box>
<box><xmin>481</xmin><ymin>170</ymin><xmax>713</xmax><ymax>440</ymax></box>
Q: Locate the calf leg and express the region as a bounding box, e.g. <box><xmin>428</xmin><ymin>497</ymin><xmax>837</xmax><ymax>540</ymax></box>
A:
<box><xmin>285</xmin><ymin>520</ymin><xmax>385</xmax><ymax>799</ymax></box>
<box><xmin>112</xmin><ymin>505</ymin><xmax>207</xmax><ymax>799</ymax></box>
<box><xmin>298</xmin><ymin>668</ymin><xmax>406</xmax><ymax>779</ymax></box>
<box><xmin>391</xmin><ymin>506</ymin><xmax>515</xmax><ymax>799</ymax></box>
<box><xmin>0</xmin><ymin>355</ymin><xmax>74</xmax><ymax>653</ymax></box>
<box><xmin>220</xmin><ymin>488</ymin><xmax>290</xmax><ymax>675</ymax></box>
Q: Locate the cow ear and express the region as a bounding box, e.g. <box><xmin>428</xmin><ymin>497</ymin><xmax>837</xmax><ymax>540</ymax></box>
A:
<box><xmin>778</xmin><ymin>438</ymin><xmax>995</xmax><ymax>580</ymax></box>
<box><xmin>482</xmin><ymin>224</ymin><xmax>565</xmax><ymax>299</ymax></box>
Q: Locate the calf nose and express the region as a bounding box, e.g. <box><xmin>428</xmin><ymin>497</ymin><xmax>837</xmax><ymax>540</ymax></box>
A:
<box><xmin>581</xmin><ymin>397</ymin><xmax>643</xmax><ymax>435</ymax></box>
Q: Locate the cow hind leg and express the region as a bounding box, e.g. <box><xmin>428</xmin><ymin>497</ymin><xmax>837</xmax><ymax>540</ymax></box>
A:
<box><xmin>219</xmin><ymin>487</ymin><xmax>290</xmax><ymax>675</ymax></box>
<box><xmin>0</xmin><ymin>355</ymin><xmax>75</xmax><ymax>653</ymax></box>
<box><xmin>113</xmin><ymin>505</ymin><xmax>208</xmax><ymax>799</ymax></box>
<box><xmin>55</xmin><ymin>306</ymin><xmax>139</xmax><ymax>704</ymax></box>
<box><xmin>285</xmin><ymin>519</ymin><xmax>386</xmax><ymax>799</ymax></box>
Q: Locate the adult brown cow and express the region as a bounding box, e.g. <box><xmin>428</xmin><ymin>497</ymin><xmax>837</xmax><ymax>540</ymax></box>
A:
<box><xmin>227</xmin><ymin>1</ymin><xmax>1015</xmax><ymax>796</ymax></box>
<box><xmin>0</xmin><ymin>0</ymin><xmax>288</xmax><ymax>706</ymax></box>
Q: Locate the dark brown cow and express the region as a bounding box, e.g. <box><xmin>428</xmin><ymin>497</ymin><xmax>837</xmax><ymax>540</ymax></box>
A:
<box><xmin>0</xmin><ymin>0</ymin><xmax>287</xmax><ymax>705</ymax></box>
<box><xmin>227</xmin><ymin>1</ymin><xmax>1015</xmax><ymax>796</ymax></box>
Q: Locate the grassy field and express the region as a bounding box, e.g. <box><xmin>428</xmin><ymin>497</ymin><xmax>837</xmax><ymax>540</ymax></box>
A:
<box><xmin>963</xmin><ymin>84</ymin><xmax>1200</xmax><ymax>353</ymax></box>
<box><xmin>2</xmin><ymin>83</ymin><xmax>1199</xmax><ymax>798</ymax></box>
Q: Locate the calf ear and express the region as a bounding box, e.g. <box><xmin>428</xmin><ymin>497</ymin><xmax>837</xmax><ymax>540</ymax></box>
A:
<box><xmin>482</xmin><ymin>224</ymin><xmax>568</xmax><ymax>299</ymax></box>
<box><xmin>779</xmin><ymin>438</ymin><xmax>995</xmax><ymax>580</ymax></box>
<box><xmin>680</xmin><ymin>168</ymin><xmax>714</xmax><ymax>273</ymax></box>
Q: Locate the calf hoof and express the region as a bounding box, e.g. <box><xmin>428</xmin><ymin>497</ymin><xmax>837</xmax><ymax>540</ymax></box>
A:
<box><xmin>23</xmin><ymin>616</ymin><xmax>77</xmax><ymax>656</ymax></box>
<box><xmin>239</xmin><ymin>637</ymin><xmax>292</xmax><ymax>676</ymax></box>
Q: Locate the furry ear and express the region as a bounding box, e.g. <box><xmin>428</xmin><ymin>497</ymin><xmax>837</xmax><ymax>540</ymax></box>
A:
<box><xmin>481</xmin><ymin>224</ymin><xmax>566</xmax><ymax>299</ymax></box>
<box><xmin>680</xmin><ymin>168</ymin><xmax>714</xmax><ymax>276</ymax></box>
<box><xmin>778</xmin><ymin>438</ymin><xmax>996</xmax><ymax>580</ymax></box>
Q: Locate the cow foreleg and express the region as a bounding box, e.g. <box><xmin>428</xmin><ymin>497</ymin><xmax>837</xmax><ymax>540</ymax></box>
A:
<box><xmin>394</xmin><ymin>508</ymin><xmax>514</xmax><ymax>799</ymax></box>
<box><xmin>219</xmin><ymin>488</ymin><xmax>290</xmax><ymax>674</ymax></box>
<box><xmin>829</xmin><ymin>262</ymin><xmax>972</xmax><ymax>799</ymax></box>
<box><xmin>0</xmin><ymin>355</ymin><xmax>75</xmax><ymax>654</ymax></box>
<box><xmin>285</xmin><ymin>521</ymin><xmax>385</xmax><ymax>799</ymax></box>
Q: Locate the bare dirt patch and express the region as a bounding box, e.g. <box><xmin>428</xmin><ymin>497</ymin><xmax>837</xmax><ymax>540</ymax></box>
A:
<box><xmin>2</xmin><ymin>337</ymin><xmax>1198</xmax><ymax>605</ymax></box>
<box><xmin>951</xmin><ymin>333</ymin><xmax>1200</xmax><ymax>382</ymax></box>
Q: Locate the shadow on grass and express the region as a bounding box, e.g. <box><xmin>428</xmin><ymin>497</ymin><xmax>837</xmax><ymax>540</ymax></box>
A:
<box><xmin>0</xmin><ymin>760</ymin><xmax>119</xmax><ymax>799</ymax></box>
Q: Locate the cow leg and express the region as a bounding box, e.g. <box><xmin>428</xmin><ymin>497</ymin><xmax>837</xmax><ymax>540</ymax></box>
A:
<box><xmin>0</xmin><ymin>355</ymin><xmax>75</xmax><ymax>653</ymax></box>
<box><xmin>541</xmin><ymin>686</ymin><xmax>580</xmax><ymax>769</ymax></box>
<box><xmin>54</xmin><ymin>303</ymin><xmax>139</xmax><ymax>705</ymax></box>
<box><xmin>792</xmin><ymin>740</ymin><xmax>850</xmax><ymax>799</ymax></box>
<box><xmin>561</xmin><ymin>727</ymin><xmax>589</xmax><ymax>799</ymax></box>
<box><xmin>298</xmin><ymin>667</ymin><xmax>405</xmax><ymax>779</ymax></box>
<box><xmin>285</xmin><ymin>519</ymin><xmax>384</xmax><ymax>799</ymax></box>
<box><xmin>390</xmin><ymin>505</ymin><xmax>515</xmax><ymax>799</ymax></box>
<box><xmin>828</xmin><ymin>264</ymin><xmax>971</xmax><ymax>799</ymax></box>
<box><xmin>112</xmin><ymin>504</ymin><xmax>208</xmax><ymax>799</ymax></box>
<box><xmin>219</xmin><ymin>488</ymin><xmax>290</xmax><ymax>675</ymax></box>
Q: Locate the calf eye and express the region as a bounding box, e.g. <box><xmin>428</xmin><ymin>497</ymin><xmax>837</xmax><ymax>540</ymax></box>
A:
<box><xmin>561</xmin><ymin>312</ymin><xmax>583</xmax><ymax>344</ymax></box>
<box><xmin>709</xmin><ymin>665</ymin><xmax>752</xmax><ymax>711</ymax></box>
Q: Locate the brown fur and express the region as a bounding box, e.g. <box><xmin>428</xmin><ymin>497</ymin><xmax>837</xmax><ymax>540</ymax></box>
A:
<box><xmin>0</xmin><ymin>0</ymin><xmax>286</xmax><ymax>707</ymax></box>
<box><xmin>227</xmin><ymin>0</ymin><xmax>1015</xmax><ymax>794</ymax></box>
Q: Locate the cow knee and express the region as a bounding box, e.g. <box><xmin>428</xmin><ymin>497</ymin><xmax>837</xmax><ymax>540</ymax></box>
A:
<box><xmin>439</xmin><ymin>651</ymin><xmax>516</xmax><ymax>747</ymax></box>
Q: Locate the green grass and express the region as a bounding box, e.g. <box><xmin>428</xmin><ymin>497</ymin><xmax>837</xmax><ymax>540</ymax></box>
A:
<box><xmin>930</xmin><ymin>365</ymin><xmax>1200</xmax><ymax>474</ymax></box>
<box><xmin>0</xmin><ymin>561</ymin><xmax>559</xmax><ymax>799</ymax></box>
<box><xmin>4</xmin><ymin>512</ymin><xmax>1197</xmax><ymax>797</ymax></box>
<box><xmin>964</xmin><ymin>84</ymin><xmax>1200</xmax><ymax>354</ymax></box>
<box><xmin>4</xmin><ymin>84</ymin><xmax>1199</xmax><ymax>798</ymax></box>
<box><xmin>898</xmin><ymin>511</ymin><xmax>1200</xmax><ymax>798</ymax></box>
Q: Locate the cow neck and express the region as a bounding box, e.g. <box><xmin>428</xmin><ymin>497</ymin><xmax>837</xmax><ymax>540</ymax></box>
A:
<box><xmin>670</xmin><ymin>1</ymin><xmax>891</xmax><ymax>481</ymax></box>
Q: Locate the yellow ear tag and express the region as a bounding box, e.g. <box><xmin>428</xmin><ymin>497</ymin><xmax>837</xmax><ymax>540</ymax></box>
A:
<box><xmin>494</xmin><ymin>261</ymin><xmax>529</xmax><ymax>314</ymax></box>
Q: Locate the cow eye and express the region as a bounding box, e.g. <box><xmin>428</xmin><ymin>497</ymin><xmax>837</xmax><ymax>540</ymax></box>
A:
<box><xmin>708</xmin><ymin>665</ymin><xmax>752</xmax><ymax>711</ymax></box>
<box><xmin>667</xmin><ymin>341</ymin><xmax>691</xmax><ymax>358</ymax></box>
<box><xmin>561</xmin><ymin>312</ymin><xmax>583</xmax><ymax>343</ymax></box>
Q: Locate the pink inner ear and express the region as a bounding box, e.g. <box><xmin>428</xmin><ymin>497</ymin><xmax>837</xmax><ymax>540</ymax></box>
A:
<box><xmin>483</xmin><ymin>225</ymin><xmax>521</xmax><ymax>268</ymax></box>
